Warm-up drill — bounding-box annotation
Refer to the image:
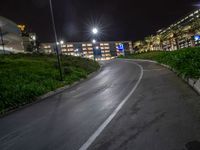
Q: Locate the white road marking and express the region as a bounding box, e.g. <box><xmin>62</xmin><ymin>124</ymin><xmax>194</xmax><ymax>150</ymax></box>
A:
<box><xmin>79</xmin><ymin>61</ymin><xmax>144</xmax><ymax>150</ymax></box>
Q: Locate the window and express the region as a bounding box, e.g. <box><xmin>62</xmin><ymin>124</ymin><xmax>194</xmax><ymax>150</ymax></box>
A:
<box><xmin>87</xmin><ymin>44</ymin><xmax>92</xmax><ymax>46</ymax></box>
<box><xmin>88</xmin><ymin>48</ymin><xmax>93</xmax><ymax>50</ymax></box>
<box><xmin>61</xmin><ymin>45</ymin><xmax>66</xmax><ymax>48</ymax></box>
<box><xmin>44</xmin><ymin>45</ymin><xmax>51</xmax><ymax>49</ymax></box>
<box><xmin>104</xmin><ymin>47</ymin><xmax>109</xmax><ymax>49</ymax></box>
<box><xmin>67</xmin><ymin>44</ymin><xmax>73</xmax><ymax>48</ymax></box>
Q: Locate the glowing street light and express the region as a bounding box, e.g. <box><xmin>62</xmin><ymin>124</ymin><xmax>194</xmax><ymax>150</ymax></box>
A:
<box><xmin>92</xmin><ymin>27</ymin><xmax>98</xmax><ymax>35</ymax></box>
<box><xmin>92</xmin><ymin>39</ymin><xmax>96</xmax><ymax>44</ymax></box>
<box><xmin>60</xmin><ymin>40</ymin><xmax>64</xmax><ymax>45</ymax></box>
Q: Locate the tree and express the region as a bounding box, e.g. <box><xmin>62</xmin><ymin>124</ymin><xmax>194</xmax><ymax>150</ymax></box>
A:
<box><xmin>165</xmin><ymin>27</ymin><xmax>183</xmax><ymax>50</ymax></box>
<box><xmin>152</xmin><ymin>34</ymin><xmax>166</xmax><ymax>50</ymax></box>
<box><xmin>133</xmin><ymin>40</ymin><xmax>144</xmax><ymax>52</ymax></box>
<box><xmin>145</xmin><ymin>35</ymin><xmax>154</xmax><ymax>51</ymax></box>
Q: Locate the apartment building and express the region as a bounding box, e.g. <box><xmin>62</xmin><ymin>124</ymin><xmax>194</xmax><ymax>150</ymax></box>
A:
<box><xmin>40</xmin><ymin>41</ymin><xmax>133</xmax><ymax>60</ymax></box>
<box><xmin>157</xmin><ymin>9</ymin><xmax>200</xmax><ymax>51</ymax></box>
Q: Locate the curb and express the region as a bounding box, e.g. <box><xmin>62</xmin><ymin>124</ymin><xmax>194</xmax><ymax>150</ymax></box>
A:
<box><xmin>37</xmin><ymin>66</ymin><xmax>102</xmax><ymax>101</ymax></box>
<box><xmin>0</xmin><ymin>65</ymin><xmax>102</xmax><ymax>118</ymax></box>
<box><xmin>121</xmin><ymin>58</ymin><xmax>200</xmax><ymax>95</ymax></box>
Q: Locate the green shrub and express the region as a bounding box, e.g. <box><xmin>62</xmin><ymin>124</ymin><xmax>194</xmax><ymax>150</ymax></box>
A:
<box><xmin>123</xmin><ymin>48</ymin><xmax>200</xmax><ymax>79</ymax></box>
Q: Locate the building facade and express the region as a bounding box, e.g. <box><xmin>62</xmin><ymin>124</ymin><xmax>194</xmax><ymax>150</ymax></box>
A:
<box><xmin>41</xmin><ymin>41</ymin><xmax>133</xmax><ymax>60</ymax></box>
<box><xmin>134</xmin><ymin>9</ymin><xmax>200</xmax><ymax>52</ymax></box>
<box><xmin>0</xmin><ymin>16</ymin><xmax>24</xmax><ymax>53</ymax></box>
<box><xmin>18</xmin><ymin>24</ymin><xmax>38</xmax><ymax>52</ymax></box>
<box><xmin>157</xmin><ymin>9</ymin><xmax>200</xmax><ymax>51</ymax></box>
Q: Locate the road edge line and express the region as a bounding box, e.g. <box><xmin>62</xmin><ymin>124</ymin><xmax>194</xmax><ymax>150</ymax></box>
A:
<box><xmin>121</xmin><ymin>58</ymin><xmax>200</xmax><ymax>95</ymax></box>
<box><xmin>79</xmin><ymin>61</ymin><xmax>144</xmax><ymax>150</ymax></box>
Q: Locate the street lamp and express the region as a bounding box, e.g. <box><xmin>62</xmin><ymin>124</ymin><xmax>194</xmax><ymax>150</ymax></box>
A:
<box><xmin>92</xmin><ymin>39</ymin><xmax>96</xmax><ymax>44</ymax></box>
<box><xmin>60</xmin><ymin>40</ymin><xmax>64</xmax><ymax>45</ymax></box>
<box><xmin>49</xmin><ymin>0</ymin><xmax>63</xmax><ymax>81</ymax></box>
<box><xmin>91</xmin><ymin>27</ymin><xmax>99</xmax><ymax>61</ymax></box>
<box><xmin>92</xmin><ymin>27</ymin><xmax>98</xmax><ymax>35</ymax></box>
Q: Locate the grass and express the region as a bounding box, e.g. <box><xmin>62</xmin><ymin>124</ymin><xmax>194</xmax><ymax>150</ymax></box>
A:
<box><xmin>120</xmin><ymin>47</ymin><xmax>200</xmax><ymax>79</ymax></box>
<box><xmin>0</xmin><ymin>54</ymin><xmax>100</xmax><ymax>114</ymax></box>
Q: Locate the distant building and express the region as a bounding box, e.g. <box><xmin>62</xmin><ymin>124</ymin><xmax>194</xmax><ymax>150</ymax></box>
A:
<box><xmin>157</xmin><ymin>9</ymin><xmax>200</xmax><ymax>35</ymax></box>
<box><xmin>40</xmin><ymin>43</ymin><xmax>54</xmax><ymax>54</ymax></box>
<box><xmin>0</xmin><ymin>16</ymin><xmax>24</xmax><ymax>53</ymax></box>
<box><xmin>40</xmin><ymin>41</ymin><xmax>133</xmax><ymax>60</ymax></box>
<box><xmin>22</xmin><ymin>32</ymin><xmax>37</xmax><ymax>52</ymax></box>
<box><xmin>157</xmin><ymin>9</ymin><xmax>200</xmax><ymax>51</ymax></box>
<box><xmin>18</xmin><ymin>24</ymin><xmax>37</xmax><ymax>52</ymax></box>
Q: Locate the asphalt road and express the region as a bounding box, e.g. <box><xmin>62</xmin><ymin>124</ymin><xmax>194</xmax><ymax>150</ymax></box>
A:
<box><xmin>0</xmin><ymin>59</ymin><xmax>200</xmax><ymax>150</ymax></box>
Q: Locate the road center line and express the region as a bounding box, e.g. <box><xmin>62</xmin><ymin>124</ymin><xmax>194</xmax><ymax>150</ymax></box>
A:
<box><xmin>79</xmin><ymin>61</ymin><xmax>144</xmax><ymax>150</ymax></box>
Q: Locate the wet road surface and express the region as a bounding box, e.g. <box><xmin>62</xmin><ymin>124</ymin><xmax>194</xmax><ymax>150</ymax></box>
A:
<box><xmin>0</xmin><ymin>59</ymin><xmax>200</xmax><ymax>150</ymax></box>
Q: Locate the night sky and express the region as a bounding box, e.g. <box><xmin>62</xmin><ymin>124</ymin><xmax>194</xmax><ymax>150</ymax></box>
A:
<box><xmin>0</xmin><ymin>0</ymin><xmax>199</xmax><ymax>42</ymax></box>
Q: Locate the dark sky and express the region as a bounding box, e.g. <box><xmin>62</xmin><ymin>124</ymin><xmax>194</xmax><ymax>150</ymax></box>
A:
<box><xmin>0</xmin><ymin>0</ymin><xmax>199</xmax><ymax>42</ymax></box>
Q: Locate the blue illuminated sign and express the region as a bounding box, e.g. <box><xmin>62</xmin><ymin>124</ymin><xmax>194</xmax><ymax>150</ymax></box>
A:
<box><xmin>117</xmin><ymin>43</ymin><xmax>124</xmax><ymax>52</ymax></box>
<box><xmin>194</xmin><ymin>35</ymin><xmax>200</xmax><ymax>41</ymax></box>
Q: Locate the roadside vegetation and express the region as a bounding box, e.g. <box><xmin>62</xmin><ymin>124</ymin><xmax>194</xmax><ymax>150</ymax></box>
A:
<box><xmin>120</xmin><ymin>47</ymin><xmax>200</xmax><ymax>79</ymax></box>
<box><xmin>0</xmin><ymin>54</ymin><xmax>100</xmax><ymax>114</ymax></box>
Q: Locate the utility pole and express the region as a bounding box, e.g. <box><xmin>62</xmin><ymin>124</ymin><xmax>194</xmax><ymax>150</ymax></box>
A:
<box><xmin>49</xmin><ymin>0</ymin><xmax>63</xmax><ymax>81</ymax></box>
<box><xmin>0</xmin><ymin>27</ymin><xmax>5</xmax><ymax>54</ymax></box>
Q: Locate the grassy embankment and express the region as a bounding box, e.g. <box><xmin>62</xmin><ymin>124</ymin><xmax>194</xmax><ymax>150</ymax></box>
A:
<box><xmin>0</xmin><ymin>54</ymin><xmax>100</xmax><ymax>114</ymax></box>
<box><xmin>120</xmin><ymin>47</ymin><xmax>200</xmax><ymax>79</ymax></box>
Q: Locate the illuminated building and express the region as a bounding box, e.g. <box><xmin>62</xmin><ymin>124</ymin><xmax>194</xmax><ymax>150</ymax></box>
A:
<box><xmin>157</xmin><ymin>9</ymin><xmax>200</xmax><ymax>51</ymax></box>
<box><xmin>40</xmin><ymin>41</ymin><xmax>133</xmax><ymax>60</ymax></box>
<box><xmin>18</xmin><ymin>24</ymin><xmax>37</xmax><ymax>52</ymax></box>
<box><xmin>0</xmin><ymin>16</ymin><xmax>24</xmax><ymax>53</ymax></box>
<box><xmin>40</xmin><ymin>43</ymin><xmax>54</xmax><ymax>54</ymax></box>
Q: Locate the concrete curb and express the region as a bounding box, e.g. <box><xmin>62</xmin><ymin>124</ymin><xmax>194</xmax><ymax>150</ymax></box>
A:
<box><xmin>121</xmin><ymin>58</ymin><xmax>200</xmax><ymax>95</ymax></box>
<box><xmin>37</xmin><ymin>66</ymin><xmax>102</xmax><ymax>101</ymax></box>
<box><xmin>0</xmin><ymin>65</ymin><xmax>102</xmax><ymax>117</ymax></box>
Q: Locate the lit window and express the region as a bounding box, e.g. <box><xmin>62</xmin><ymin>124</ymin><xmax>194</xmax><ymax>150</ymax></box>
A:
<box><xmin>67</xmin><ymin>44</ymin><xmax>73</xmax><ymax>48</ymax></box>
<box><xmin>61</xmin><ymin>45</ymin><xmax>66</xmax><ymax>48</ymax></box>
<box><xmin>88</xmin><ymin>48</ymin><xmax>93</xmax><ymax>50</ymax></box>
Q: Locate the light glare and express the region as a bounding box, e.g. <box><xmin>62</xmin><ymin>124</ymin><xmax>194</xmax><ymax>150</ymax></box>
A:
<box><xmin>92</xmin><ymin>28</ymin><xmax>98</xmax><ymax>34</ymax></box>
<box><xmin>92</xmin><ymin>39</ymin><xmax>96</xmax><ymax>43</ymax></box>
<box><xmin>60</xmin><ymin>40</ymin><xmax>64</xmax><ymax>45</ymax></box>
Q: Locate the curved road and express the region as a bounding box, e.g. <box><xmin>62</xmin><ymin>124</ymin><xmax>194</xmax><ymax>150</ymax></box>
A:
<box><xmin>0</xmin><ymin>59</ymin><xmax>200</xmax><ymax>150</ymax></box>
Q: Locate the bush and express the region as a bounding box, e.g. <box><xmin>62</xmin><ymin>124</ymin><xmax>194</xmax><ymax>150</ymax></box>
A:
<box><xmin>123</xmin><ymin>48</ymin><xmax>200</xmax><ymax>79</ymax></box>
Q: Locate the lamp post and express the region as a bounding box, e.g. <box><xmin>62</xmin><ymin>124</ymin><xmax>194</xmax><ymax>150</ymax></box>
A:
<box><xmin>91</xmin><ymin>27</ymin><xmax>99</xmax><ymax>61</ymax></box>
<box><xmin>0</xmin><ymin>27</ymin><xmax>5</xmax><ymax>54</ymax></box>
<box><xmin>49</xmin><ymin>0</ymin><xmax>63</xmax><ymax>81</ymax></box>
